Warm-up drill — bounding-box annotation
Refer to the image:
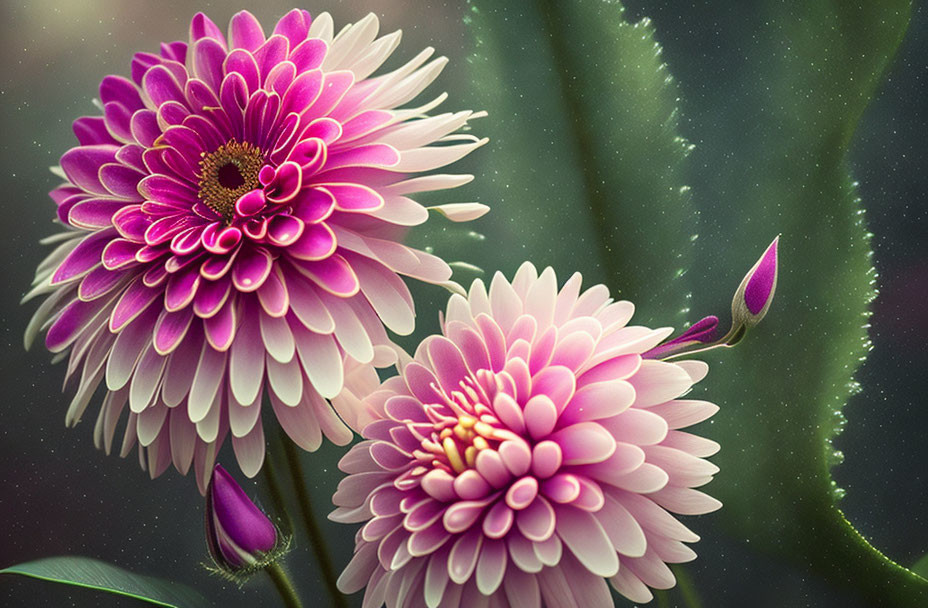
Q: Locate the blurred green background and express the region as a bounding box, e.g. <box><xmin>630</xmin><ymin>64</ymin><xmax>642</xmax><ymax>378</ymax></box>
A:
<box><xmin>1</xmin><ymin>0</ymin><xmax>926</xmax><ymax>606</ymax></box>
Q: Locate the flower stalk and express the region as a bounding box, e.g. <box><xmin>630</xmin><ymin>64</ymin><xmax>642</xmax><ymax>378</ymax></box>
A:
<box><xmin>265</xmin><ymin>562</ymin><xmax>304</xmax><ymax>608</ymax></box>
<box><xmin>279</xmin><ymin>429</ymin><xmax>347</xmax><ymax>608</ymax></box>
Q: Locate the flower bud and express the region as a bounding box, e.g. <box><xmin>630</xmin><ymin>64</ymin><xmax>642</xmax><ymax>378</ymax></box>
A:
<box><xmin>730</xmin><ymin>236</ymin><xmax>779</xmax><ymax>342</ymax></box>
<box><xmin>206</xmin><ymin>464</ymin><xmax>279</xmax><ymax>574</ymax></box>
<box><xmin>645</xmin><ymin>315</ymin><xmax>719</xmax><ymax>359</ymax></box>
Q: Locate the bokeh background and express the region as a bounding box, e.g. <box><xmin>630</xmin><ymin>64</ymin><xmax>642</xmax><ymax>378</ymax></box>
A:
<box><xmin>0</xmin><ymin>1</ymin><xmax>925</xmax><ymax>606</ymax></box>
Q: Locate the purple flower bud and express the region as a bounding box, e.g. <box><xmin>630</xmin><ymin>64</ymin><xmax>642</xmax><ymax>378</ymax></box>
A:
<box><xmin>645</xmin><ymin>315</ymin><xmax>719</xmax><ymax>359</ymax></box>
<box><xmin>731</xmin><ymin>236</ymin><xmax>779</xmax><ymax>334</ymax></box>
<box><xmin>206</xmin><ymin>464</ymin><xmax>278</xmax><ymax>573</ymax></box>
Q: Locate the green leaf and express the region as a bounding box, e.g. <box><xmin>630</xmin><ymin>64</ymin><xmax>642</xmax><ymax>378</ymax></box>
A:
<box><xmin>448</xmin><ymin>0</ymin><xmax>693</xmax><ymax>326</ymax></box>
<box><xmin>680</xmin><ymin>1</ymin><xmax>927</xmax><ymax>605</ymax></box>
<box><xmin>461</xmin><ymin>0</ymin><xmax>928</xmax><ymax>605</ymax></box>
<box><xmin>1</xmin><ymin>556</ymin><xmax>209</xmax><ymax>608</ymax></box>
<box><xmin>913</xmin><ymin>554</ymin><xmax>928</xmax><ymax>580</ymax></box>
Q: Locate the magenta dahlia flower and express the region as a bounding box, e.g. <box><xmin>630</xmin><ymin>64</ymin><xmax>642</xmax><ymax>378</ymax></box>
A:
<box><xmin>24</xmin><ymin>9</ymin><xmax>487</xmax><ymax>492</ymax></box>
<box><xmin>331</xmin><ymin>263</ymin><xmax>722</xmax><ymax>606</ymax></box>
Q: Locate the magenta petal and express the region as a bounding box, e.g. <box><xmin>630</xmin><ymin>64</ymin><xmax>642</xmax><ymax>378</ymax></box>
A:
<box><xmin>207</xmin><ymin>465</ymin><xmax>277</xmax><ymax>570</ymax></box>
<box><xmin>272</xmin><ymin>8</ymin><xmax>311</xmax><ymax>48</ymax></box>
<box><xmin>290</xmin><ymin>254</ymin><xmax>359</xmax><ymax>297</ymax></box>
<box><xmin>219</xmin><ymin>72</ymin><xmax>248</xmax><ymax>136</ymax></box>
<box><xmin>189</xmin><ymin>12</ymin><xmax>226</xmax><ymax>46</ymax></box>
<box><xmin>203</xmin><ymin>224</ymin><xmax>242</xmax><ymax>254</ymax></box>
<box><xmin>72</xmin><ymin>116</ymin><xmax>117</xmax><ymax>146</ymax></box>
<box><xmin>103</xmin><ymin>102</ymin><xmax>134</xmax><ymax>142</ymax></box>
<box><xmin>224</xmin><ymin>48</ymin><xmax>261</xmax><ymax>94</ymax></box>
<box><xmin>112</xmin><ymin>206</ymin><xmax>150</xmax><ymax>241</ymax></box>
<box><xmin>288</xmin><ymin>38</ymin><xmax>325</xmax><ymax>76</ymax></box>
<box><xmin>153</xmin><ymin>307</ymin><xmax>194</xmax><ymax>354</ymax></box>
<box><xmin>301</xmin><ymin>117</ymin><xmax>342</xmax><ymax>145</ymax></box>
<box><xmin>287</xmin><ymin>223</ymin><xmax>335</xmax><ymax>261</ymax></box>
<box><xmin>98</xmin><ymin>163</ymin><xmax>143</xmax><ymax>199</ymax></box>
<box><xmin>252</xmin><ymin>35</ymin><xmax>290</xmax><ymax>85</ymax></box>
<box><xmin>290</xmin><ymin>187</ymin><xmax>335</xmax><ymax>224</ymax></box>
<box><xmin>130</xmin><ymin>110</ymin><xmax>160</xmax><ymax>147</ymax></box>
<box><xmin>264</xmin><ymin>61</ymin><xmax>296</xmax><ymax>98</ymax></box>
<box><xmin>304</xmin><ymin>71</ymin><xmax>354</xmax><ymax>117</ymax></box>
<box><xmin>287</xmin><ymin>138</ymin><xmax>326</xmax><ymax>174</ymax></box>
<box><xmin>143</xmin><ymin>65</ymin><xmax>186</xmax><ymax>107</ymax></box>
<box><xmin>234</xmin><ymin>189</ymin><xmax>267</xmax><ymax>217</ymax></box>
<box><xmin>229</xmin><ymin>11</ymin><xmax>266</xmax><ymax>51</ymax></box>
<box><xmin>130</xmin><ymin>51</ymin><xmax>161</xmax><ymax>85</ymax></box>
<box><xmin>339</xmin><ymin>110</ymin><xmax>393</xmax><ymax>142</ymax></box>
<box><xmin>191</xmin><ymin>38</ymin><xmax>226</xmax><ymax>92</ymax></box>
<box><xmin>45</xmin><ymin>298</ymin><xmax>105</xmax><ymax>353</ymax></box>
<box><xmin>171</xmin><ymin>225</ymin><xmax>206</xmax><ymax>256</ymax></box>
<box><xmin>744</xmin><ymin>236</ymin><xmax>779</xmax><ymax>315</ymax></box>
<box><xmin>109</xmin><ymin>279</ymin><xmax>162</xmax><ymax>332</ymax></box>
<box><xmin>194</xmin><ymin>276</ymin><xmax>232</xmax><ymax>318</ymax></box>
<box><xmin>232</xmin><ymin>246</ymin><xmax>273</xmax><ymax>292</ymax></box>
<box><xmin>267</xmin><ymin>214</ymin><xmax>305</xmax><ymax>247</ymax></box>
<box><xmin>100</xmin><ymin>75</ymin><xmax>144</xmax><ymax>111</ymax></box>
<box><xmin>324</xmin><ymin>143</ymin><xmax>400</xmax><ymax>171</ymax></box>
<box><xmin>201</xmin><ymin>248</ymin><xmax>240</xmax><ymax>281</ymax></box>
<box><xmin>265</xmin><ymin>161</ymin><xmax>302</xmax><ymax>203</ymax></box>
<box><xmin>102</xmin><ymin>239</ymin><xmax>142</xmax><ymax>270</ymax></box>
<box><xmin>138</xmin><ymin>175</ymin><xmax>197</xmax><ymax>206</ymax></box>
<box><xmin>204</xmin><ymin>297</ymin><xmax>237</xmax><ymax>350</ymax></box>
<box><xmin>165</xmin><ymin>267</ymin><xmax>201</xmax><ymax>311</ymax></box>
<box><xmin>325</xmin><ymin>183</ymin><xmax>384</xmax><ymax>213</ymax></box>
<box><xmin>243</xmin><ymin>218</ymin><xmax>269</xmax><ymax>241</ymax></box>
<box><xmin>51</xmin><ymin>231</ymin><xmax>111</xmax><ymax>284</ymax></box>
<box><xmin>280</xmin><ymin>69</ymin><xmax>324</xmax><ymax>117</ymax></box>
<box><xmin>60</xmin><ymin>145</ymin><xmax>119</xmax><ymax>195</ymax></box>
<box><xmin>79</xmin><ymin>265</ymin><xmax>126</xmax><ymax>300</ymax></box>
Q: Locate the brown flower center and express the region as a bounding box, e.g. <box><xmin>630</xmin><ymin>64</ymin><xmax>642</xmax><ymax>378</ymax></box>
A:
<box><xmin>198</xmin><ymin>141</ymin><xmax>264</xmax><ymax>220</ymax></box>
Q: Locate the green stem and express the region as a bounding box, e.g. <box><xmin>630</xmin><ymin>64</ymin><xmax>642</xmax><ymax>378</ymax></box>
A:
<box><xmin>261</xmin><ymin>454</ymin><xmax>294</xmax><ymax>535</ymax></box>
<box><xmin>280</xmin><ymin>431</ymin><xmax>347</xmax><ymax>608</ymax></box>
<box><xmin>265</xmin><ymin>562</ymin><xmax>303</xmax><ymax>608</ymax></box>
<box><xmin>671</xmin><ymin>564</ymin><xmax>704</xmax><ymax>608</ymax></box>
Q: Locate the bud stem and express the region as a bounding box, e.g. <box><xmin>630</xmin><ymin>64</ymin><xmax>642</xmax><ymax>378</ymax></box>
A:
<box><xmin>265</xmin><ymin>562</ymin><xmax>303</xmax><ymax>608</ymax></box>
<box><xmin>279</xmin><ymin>428</ymin><xmax>348</xmax><ymax>608</ymax></box>
<box><xmin>261</xmin><ymin>456</ymin><xmax>294</xmax><ymax>535</ymax></box>
<box><xmin>659</xmin><ymin>324</ymin><xmax>742</xmax><ymax>361</ymax></box>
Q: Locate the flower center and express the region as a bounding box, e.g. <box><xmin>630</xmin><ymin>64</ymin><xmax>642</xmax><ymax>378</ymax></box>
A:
<box><xmin>438</xmin><ymin>414</ymin><xmax>500</xmax><ymax>474</ymax></box>
<box><xmin>198</xmin><ymin>141</ymin><xmax>264</xmax><ymax>220</ymax></box>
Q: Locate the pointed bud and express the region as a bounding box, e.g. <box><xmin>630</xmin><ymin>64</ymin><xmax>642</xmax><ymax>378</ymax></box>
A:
<box><xmin>206</xmin><ymin>464</ymin><xmax>279</xmax><ymax>575</ymax></box>
<box><xmin>730</xmin><ymin>236</ymin><xmax>779</xmax><ymax>341</ymax></box>
<box><xmin>645</xmin><ymin>315</ymin><xmax>719</xmax><ymax>359</ymax></box>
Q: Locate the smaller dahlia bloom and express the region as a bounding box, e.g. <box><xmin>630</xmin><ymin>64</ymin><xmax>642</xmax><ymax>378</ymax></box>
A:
<box><xmin>331</xmin><ymin>263</ymin><xmax>721</xmax><ymax>607</ymax></box>
<box><xmin>24</xmin><ymin>10</ymin><xmax>486</xmax><ymax>492</ymax></box>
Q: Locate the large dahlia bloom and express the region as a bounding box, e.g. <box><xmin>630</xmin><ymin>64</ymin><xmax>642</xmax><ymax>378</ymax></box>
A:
<box><xmin>24</xmin><ymin>10</ymin><xmax>486</xmax><ymax>492</ymax></box>
<box><xmin>331</xmin><ymin>263</ymin><xmax>721</xmax><ymax>607</ymax></box>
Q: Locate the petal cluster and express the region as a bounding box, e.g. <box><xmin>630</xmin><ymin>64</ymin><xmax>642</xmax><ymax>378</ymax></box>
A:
<box><xmin>331</xmin><ymin>263</ymin><xmax>721</xmax><ymax>607</ymax></box>
<box><xmin>26</xmin><ymin>10</ymin><xmax>486</xmax><ymax>491</ymax></box>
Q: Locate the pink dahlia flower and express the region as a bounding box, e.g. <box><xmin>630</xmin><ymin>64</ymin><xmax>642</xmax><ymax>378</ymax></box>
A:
<box><xmin>331</xmin><ymin>263</ymin><xmax>721</xmax><ymax>606</ymax></box>
<box><xmin>24</xmin><ymin>9</ymin><xmax>486</xmax><ymax>492</ymax></box>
